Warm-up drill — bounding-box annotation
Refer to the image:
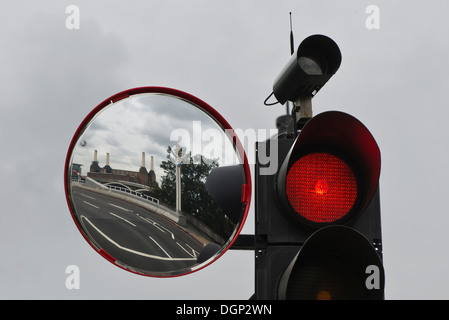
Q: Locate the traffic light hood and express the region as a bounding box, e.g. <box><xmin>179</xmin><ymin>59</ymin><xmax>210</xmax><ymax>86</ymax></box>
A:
<box><xmin>277</xmin><ymin>111</ymin><xmax>381</xmax><ymax>227</ymax></box>
<box><xmin>278</xmin><ymin>225</ymin><xmax>385</xmax><ymax>300</ymax></box>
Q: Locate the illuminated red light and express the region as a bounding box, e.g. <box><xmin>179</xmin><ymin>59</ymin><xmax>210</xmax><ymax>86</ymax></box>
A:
<box><xmin>314</xmin><ymin>180</ymin><xmax>329</xmax><ymax>195</ymax></box>
<box><xmin>286</xmin><ymin>152</ymin><xmax>358</xmax><ymax>223</ymax></box>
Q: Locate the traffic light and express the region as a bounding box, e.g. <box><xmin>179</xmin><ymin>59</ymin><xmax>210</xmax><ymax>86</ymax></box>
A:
<box><xmin>255</xmin><ymin>35</ymin><xmax>384</xmax><ymax>300</ymax></box>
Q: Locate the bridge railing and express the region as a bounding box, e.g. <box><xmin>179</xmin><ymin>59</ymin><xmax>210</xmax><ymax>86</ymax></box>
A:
<box><xmin>104</xmin><ymin>185</ymin><xmax>160</xmax><ymax>204</ymax></box>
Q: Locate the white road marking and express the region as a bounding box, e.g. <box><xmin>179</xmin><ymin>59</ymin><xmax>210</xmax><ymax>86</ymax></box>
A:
<box><xmin>108</xmin><ymin>203</ymin><xmax>133</xmax><ymax>212</ymax></box>
<box><xmin>80</xmin><ymin>193</ymin><xmax>96</xmax><ymax>200</ymax></box>
<box><xmin>109</xmin><ymin>212</ymin><xmax>136</xmax><ymax>227</ymax></box>
<box><xmin>176</xmin><ymin>242</ymin><xmax>199</xmax><ymax>258</ymax></box>
<box><xmin>83</xmin><ymin>201</ymin><xmax>99</xmax><ymax>209</ymax></box>
<box><xmin>80</xmin><ymin>216</ymin><xmax>196</xmax><ymax>261</ymax></box>
<box><xmin>137</xmin><ymin>215</ymin><xmax>168</xmax><ymax>234</ymax></box>
<box><xmin>159</xmin><ymin>224</ymin><xmax>175</xmax><ymax>240</ymax></box>
<box><xmin>184</xmin><ymin>243</ymin><xmax>200</xmax><ymax>258</ymax></box>
<box><xmin>149</xmin><ymin>236</ymin><xmax>172</xmax><ymax>258</ymax></box>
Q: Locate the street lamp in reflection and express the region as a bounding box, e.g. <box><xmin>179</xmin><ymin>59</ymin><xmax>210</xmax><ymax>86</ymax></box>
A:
<box><xmin>168</xmin><ymin>144</ymin><xmax>184</xmax><ymax>214</ymax></box>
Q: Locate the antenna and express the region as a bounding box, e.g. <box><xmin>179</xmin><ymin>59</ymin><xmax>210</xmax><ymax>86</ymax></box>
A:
<box><xmin>272</xmin><ymin>12</ymin><xmax>296</xmax><ymax>135</ymax></box>
<box><xmin>286</xmin><ymin>12</ymin><xmax>295</xmax><ymax>115</ymax></box>
<box><xmin>263</xmin><ymin>12</ymin><xmax>296</xmax><ymax>109</ymax></box>
<box><xmin>290</xmin><ymin>12</ymin><xmax>294</xmax><ymax>55</ymax></box>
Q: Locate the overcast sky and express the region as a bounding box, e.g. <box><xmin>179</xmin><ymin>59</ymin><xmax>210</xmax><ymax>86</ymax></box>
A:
<box><xmin>71</xmin><ymin>92</ymin><xmax>238</xmax><ymax>186</ymax></box>
<box><xmin>1</xmin><ymin>0</ymin><xmax>449</xmax><ymax>299</ymax></box>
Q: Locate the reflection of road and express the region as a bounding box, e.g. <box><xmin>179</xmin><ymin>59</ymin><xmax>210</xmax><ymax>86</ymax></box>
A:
<box><xmin>70</xmin><ymin>187</ymin><xmax>204</xmax><ymax>274</ymax></box>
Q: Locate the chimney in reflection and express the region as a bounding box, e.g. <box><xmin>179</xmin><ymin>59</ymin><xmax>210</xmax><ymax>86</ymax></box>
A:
<box><xmin>90</xmin><ymin>149</ymin><xmax>101</xmax><ymax>172</ymax></box>
<box><xmin>148</xmin><ymin>155</ymin><xmax>156</xmax><ymax>185</ymax></box>
<box><xmin>104</xmin><ymin>152</ymin><xmax>112</xmax><ymax>173</ymax></box>
<box><xmin>138</xmin><ymin>151</ymin><xmax>149</xmax><ymax>185</ymax></box>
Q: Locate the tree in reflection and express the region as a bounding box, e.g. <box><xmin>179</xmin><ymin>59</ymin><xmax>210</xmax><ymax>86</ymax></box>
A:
<box><xmin>149</xmin><ymin>153</ymin><xmax>235</xmax><ymax>240</ymax></box>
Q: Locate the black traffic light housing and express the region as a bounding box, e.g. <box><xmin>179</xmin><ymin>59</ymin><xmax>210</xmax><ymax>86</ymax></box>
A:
<box><xmin>255</xmin><ymin>113</ymin><xmax>384</xmax><ymax>299</ymax></box>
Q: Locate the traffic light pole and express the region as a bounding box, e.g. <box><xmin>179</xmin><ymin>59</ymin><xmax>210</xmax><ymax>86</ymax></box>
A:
<box><xmin>291</xmin><ymin>97</ymin><xmax>312</xmax><ymax>138</ymax></box>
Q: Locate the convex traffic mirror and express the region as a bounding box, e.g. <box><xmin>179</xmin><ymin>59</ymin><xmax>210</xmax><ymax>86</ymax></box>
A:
<box><xmin>64</xmin><ymin>87</ymin><xmax>251</xmax><ymax>277</ymax></box>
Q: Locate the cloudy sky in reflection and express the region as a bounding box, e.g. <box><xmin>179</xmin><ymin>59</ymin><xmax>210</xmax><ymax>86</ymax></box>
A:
<box><xmin>71</xmin><ymin>93</ymin><xmax>238</xmax><ymax>184</ymax></box>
